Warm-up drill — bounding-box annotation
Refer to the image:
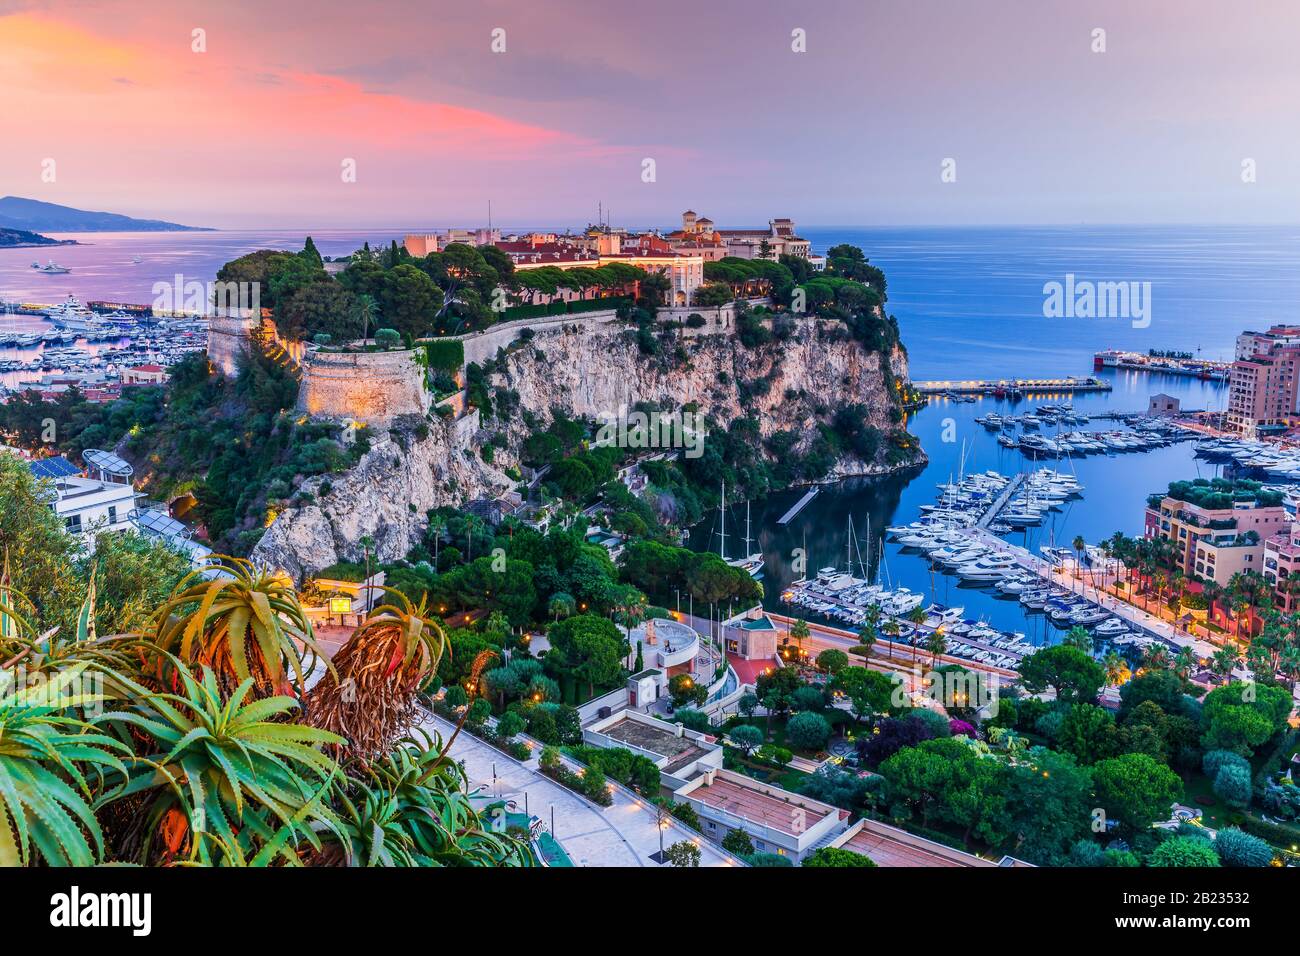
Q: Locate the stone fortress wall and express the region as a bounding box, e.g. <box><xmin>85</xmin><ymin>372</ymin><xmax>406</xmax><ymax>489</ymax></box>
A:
<box><xmin>208</xmin><ymin>298</ymin><xmax>769</xmax><ymax>422</ymax></box>
<box><xmin>294</xmin><ymin>347</ymin><xmax>432</xmax><ymax>423</ymax></box>
<box><xmin>206</xmin><ymin>315</ymin><xmax>263</xmax><ymax>377</ymax></box>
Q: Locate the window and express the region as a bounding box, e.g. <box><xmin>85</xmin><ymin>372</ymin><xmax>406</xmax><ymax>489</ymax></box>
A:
<box><xmin>65</xmin><ymin>515</ymin><xmax>82</xmax><ymax>534</ymax></box>
<box><xmin>107</xmin><ymin>505</ymin><xmax>118</xmax><ymax>525</ymax></box>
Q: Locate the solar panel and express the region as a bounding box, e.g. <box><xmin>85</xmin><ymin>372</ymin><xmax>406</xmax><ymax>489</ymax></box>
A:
<box><xmin>131</xmin><ymin>509</ymin><xmax>192</xmax><ymax>541</ymax></box>
<box><xmin>28</xmin><ymin>456</ymin><xmax>81</xmax><ymax>480</ymax></box>
<box><xmin>82</xmin><ymin>448</ymin><xmax>134</xmax><ymax>477</ymax></box>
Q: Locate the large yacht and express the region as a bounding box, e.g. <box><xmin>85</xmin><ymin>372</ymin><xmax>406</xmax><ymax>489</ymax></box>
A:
<box><xmin>44</xmin><ymin>294</ymin><xmax>103</xmax><ymax>332</ymax></box>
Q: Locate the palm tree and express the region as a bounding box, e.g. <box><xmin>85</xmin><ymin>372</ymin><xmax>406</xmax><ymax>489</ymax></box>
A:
<box><xmin>1072</xmin><ymin>535</ymin><xmax>1087</xmax><ymax>593</ymax></box>
<box><xmin>1103</xmin><ymin>651</ymin><xmax>1126</xmax><ymax>687</ymax></box>
<box><xmin>1141</xmin><ymin>643</ymin><xmax>1171</xmax><ymax>671</ymax></box>
<box><xmin>789</xmin><ymin>618</ymin><xmax>810</xmax><ymax>658</ymax></box>
<box><xmin>1063</xmin><ymin>625</ymin><xmax>1092</xmax><ymax>652</ymax></box>
<box><xmin>1278</xmin><ymin>645</ymin><xmax>1300</xmax><ymax>684</ymax></box>
<box><xmin>1210</xmin><ymin>645</ymin><xmax>1240</xmax><ymax>679</ymax></box>
<box><xmin>352</xmin><ymin>293</ymin><xmax>379</xmax><ymax>344</ymax></box>
<box><xmin>1172</xmin><ymin>646</ymin><xmax>1197</xmax><ymax>681</ymax></box>
<box><xmin>428</xmin><ymin>514</ymin><xmax>447</xmax><ymax>567</ymax></box>
<box><xmin>925</xmin><ymin>628</ymin><xmax>947</xmax><ymax>666</ymax></box>
<box><xmin>883</xmin><ymin>618</ymin><xmax>903</xmax><ymax>661</ymax></box>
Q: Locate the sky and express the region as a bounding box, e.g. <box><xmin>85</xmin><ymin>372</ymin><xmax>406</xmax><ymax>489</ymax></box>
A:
<box><xmin>2</xmin><ymin>0</ymin><xmax>1299</xmax><ymax>229</ymax></box>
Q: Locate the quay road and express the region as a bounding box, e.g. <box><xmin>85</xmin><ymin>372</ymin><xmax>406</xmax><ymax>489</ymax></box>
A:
<box><xmin>959</xmin><ymin>528</ymin><xmax>1222</xmax><ymax>660</ymax></box>
<box><xmin>914</xmin><ymin>376</ymin><xmax>1111</xmax><ymax>395</ymax></box>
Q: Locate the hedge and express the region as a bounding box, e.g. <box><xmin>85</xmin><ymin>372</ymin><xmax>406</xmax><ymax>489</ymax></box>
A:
<box><xmin>422</xmin><ymin>338</ymin><xmax>465</xmax><ymax>372</ymax></box>
<box><xmin>566</xmin><ymin>296</ymin><xmax>630</xmax><ymax>315</ymax></box>
<box><xmin>500</xmin><ymin>296</ymin><xmax>631</xmax><ymax>322</ymax></box>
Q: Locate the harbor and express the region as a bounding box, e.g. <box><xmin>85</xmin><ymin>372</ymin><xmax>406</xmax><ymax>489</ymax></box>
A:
<box><xmin>689</xmin><ymin>367</ymin><xmax>1233</xmax><ymax>653</ymax></box>
<box><xmin>0</xmin><ymin>294</ymin><xmax>208</xmax><ymax>396</ymax></box>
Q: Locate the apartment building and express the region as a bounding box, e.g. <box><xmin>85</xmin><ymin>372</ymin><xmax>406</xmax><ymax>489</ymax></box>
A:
<box><xmin>1226</xmin><ymin>326</ymin><xmax>1300</xmax><ymax>437</ymax></box>
<box><xmin>1144</xmin><ymin>484</ymin><xmax>1288</xmax><ymax>585</ymax></box>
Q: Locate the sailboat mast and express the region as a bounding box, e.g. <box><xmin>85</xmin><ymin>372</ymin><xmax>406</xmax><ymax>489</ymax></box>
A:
<box><xmin>743</xmin><ymin>500</ymin><xmax>753</xmax><ymax>557</ymax></box>
<box><xmin>718</xmin><ymin>481</ymin><xmax>727</xmax><ymax>560</ymax></box>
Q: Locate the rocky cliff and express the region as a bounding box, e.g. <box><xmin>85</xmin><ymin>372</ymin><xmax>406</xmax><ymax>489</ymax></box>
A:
<box><xmin>252</xmin><ymin>316</ymin><xmax>919</xmax><ymax>579</ymax></box>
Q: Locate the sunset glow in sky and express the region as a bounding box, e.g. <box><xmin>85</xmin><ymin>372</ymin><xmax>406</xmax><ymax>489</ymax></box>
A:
<box><xmin>3</xmin><ymin>0</ymin><xmax>1299</xmax><ymax>228</ymax></box>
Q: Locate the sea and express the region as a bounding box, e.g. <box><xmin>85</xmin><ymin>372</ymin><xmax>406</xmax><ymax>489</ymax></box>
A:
<box><xmin>6</xmin><ymin>223</ymin><xmax>1299</xmax><ymax>643</ymax></box>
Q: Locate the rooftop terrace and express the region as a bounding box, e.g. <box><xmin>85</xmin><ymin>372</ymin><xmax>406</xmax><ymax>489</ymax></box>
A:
<box><xmin>599</xmin><ymin>715</ymin><xmax>713</xmax><ymax>774</ymax></box>
<box><xmin>689</xmin><ymin>773</ymin><xmax>834</xmax><ymax>837</ymax></box>
<box><xmin>840</xmin><ymin>819</ymin><xmax>998</xmax><ymax>868</ymax></box>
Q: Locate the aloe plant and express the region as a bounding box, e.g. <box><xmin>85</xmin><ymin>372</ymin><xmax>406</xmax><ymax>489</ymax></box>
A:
<box><xmin>101</xmin><ymin>662</ymin><xmax>345</xmax><ymax>866</ymax></box>
<box><xmin>150</xmin><ymin>556</ymin><xmax>327</xmax><ymax>698</ymax></box>
<box><xmin>305</xmin><ymin>589</ymin><xmax>447</xmax><ymax>759</ymax></box>
<box><xmin>315</xmin><ymin>730</ymin><xmax>533</xmax><ymax>867</ymax></box>
<box><xmin>0</xmin><ymin>662</ymin><xmax>129</xmax><ymax>866</ymax></box>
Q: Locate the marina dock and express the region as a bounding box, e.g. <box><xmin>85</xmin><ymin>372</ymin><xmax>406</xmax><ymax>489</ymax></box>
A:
<box><xmin>777</xmin><ymin>487</ymin><xmax>819</xmax><ymax>524</ymax></box>
<box><xmin>955</xmin><ymin>527</ymin><xmax>1219</xmax><ymax>658</ymax></box>
<box><xmin>976</xmin><ymin>473</ymin><xmax>1023</xmax><ymax>528</ymax></box>
<box><xmin>914</xmin><ymin>376</ymin><xmax>1112</xmax><ymax>396</ymax></box>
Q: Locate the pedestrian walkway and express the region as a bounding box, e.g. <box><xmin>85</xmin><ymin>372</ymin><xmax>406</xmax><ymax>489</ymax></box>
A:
<box><xmin>421</xmin><ymin>714</ymin><xmax>738</xmax><ymax>867</ymax></box>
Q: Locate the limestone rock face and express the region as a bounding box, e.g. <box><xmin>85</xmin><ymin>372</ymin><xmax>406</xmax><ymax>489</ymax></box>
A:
<box><xmin>494</xmin><ymin>317</ymin><xmax>914</xmax><ymax>475</ymax></box>
<box><xmin>251</xmin><ymin>415</ymin><xmax>509</xmax><ymax>579</ymax></box>
<box><xmin>252</xmin><ymin>317</ymin><xmax>919</xmax><ymax>579</ymax></box>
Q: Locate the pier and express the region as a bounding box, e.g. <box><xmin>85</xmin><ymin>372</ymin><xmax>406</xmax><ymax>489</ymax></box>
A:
<box><xmin>976</xmin><ymin>473</ymin><xmax>1023</xmax><ymax>528</ymax></box>
<box><xmin>777</xmin><ymin>487</ymin><xmax>819</xmax><ymax>524</ymax></box>
<box><xmin>914</xmin><ymin>376</ymin><xmax>1112</xmax><ymax>396</ymax></box>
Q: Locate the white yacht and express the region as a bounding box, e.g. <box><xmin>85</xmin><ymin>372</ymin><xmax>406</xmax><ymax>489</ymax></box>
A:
<box><xmin>44</xmin><ymin>294</ymin><xmax>101</xmax><ymax>331</ymax></box>
<box><xmin>33</xmin><ymin>260</ymin><xmax>71</xmax><ymax>274</ymax></box>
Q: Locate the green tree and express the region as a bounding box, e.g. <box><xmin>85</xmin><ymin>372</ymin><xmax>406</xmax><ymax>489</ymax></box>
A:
<box><xmin>816</xmin><ymin>648</ymin><xmax>849</xmax><ymax>674</ymax></box>
<box><xmin>380</xmin><ymin>264</ymin><xmax>444</xmax><ymax>340</ymax></box>
<box><xmin>721</xmin><ymin>828</ymin><xmax>755</xmax><ymax>856</ymax></box>
<box><xmin>1017</xmin><ymin>644</ymin><xmax>1105</xmax><ymax>704</ymax></box>
<box><xmin>546</xmin><ymin>614</ymin><xmax>629</xmax><ymax>698</ymax></box>
<box><xmin>729</xmin><ymin>724</ymin><xmax>764</xmax><ymax>756</ymax></box>
<box><xmin>664</xmin><ymin>840</ymin><xmax>701</xmax><ymax>867</ymax></box>
<box><xmin>1213</xmin><ymin>827</ymin><xmax>1274</xmax><ymax>867</ymax></box>
<box><xmin>1055</xmin><ymin>703</ymin><xmax>1119</xmax><ymax>765</ymax></box>
<box><xmin>1093</xmin><ymin>753</ymin><xmax>1183</xmax><ymax>833</ymax></box>
<box><xmin>786</xmin><ymin>711</ymin><xmax>832</xmax><ymax>751</ymax></box>
<box><xmin>1148</xmin><ymin>836</ymin><xmax>1220</xmax><ymax>867</ymax></box>
<box><xmin>802</xmin><ymin>847</ymin><xmax>877</xmax><ymax>867</ymax></box>
<box><xmin>1212</xmin><ymin>763</ymin><xmax>1253</xmax><ymax>809</ymax></box>
<box><xmin>831</xmin><ymin>666</ymin><xmax>898</xmax><ymax>723</ymax></box>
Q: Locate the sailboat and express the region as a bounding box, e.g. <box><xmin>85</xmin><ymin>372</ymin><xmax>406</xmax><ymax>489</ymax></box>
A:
<box><xmin>727</xmin><ymin>498</ymin><xmax>764</xmax><ymax>578</ymax></box>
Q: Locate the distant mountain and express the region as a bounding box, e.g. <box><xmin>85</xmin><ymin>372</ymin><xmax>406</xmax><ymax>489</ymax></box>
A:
<box><xmin>0</xmin><ymin>226</ymin><xmax>76</xmax><ymax>248</ymax></box>
<box><xmin>0</xmin><ymin>196</ymin><xmax>212</xmax><ymax>233</ymax></box>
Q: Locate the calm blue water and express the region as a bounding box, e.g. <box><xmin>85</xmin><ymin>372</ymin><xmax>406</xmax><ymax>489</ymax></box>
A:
<box><xmin>800</xmin><ymin>225</ymin><xmax>1300</xmax><ymax>379</ymax></box>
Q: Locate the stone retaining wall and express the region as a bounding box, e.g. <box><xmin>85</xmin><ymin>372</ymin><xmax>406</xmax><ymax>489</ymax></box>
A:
<box><xmin>295</xmin><ymin>347</ymin><xmax>431</xmax><ymax>423</ymax></box>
